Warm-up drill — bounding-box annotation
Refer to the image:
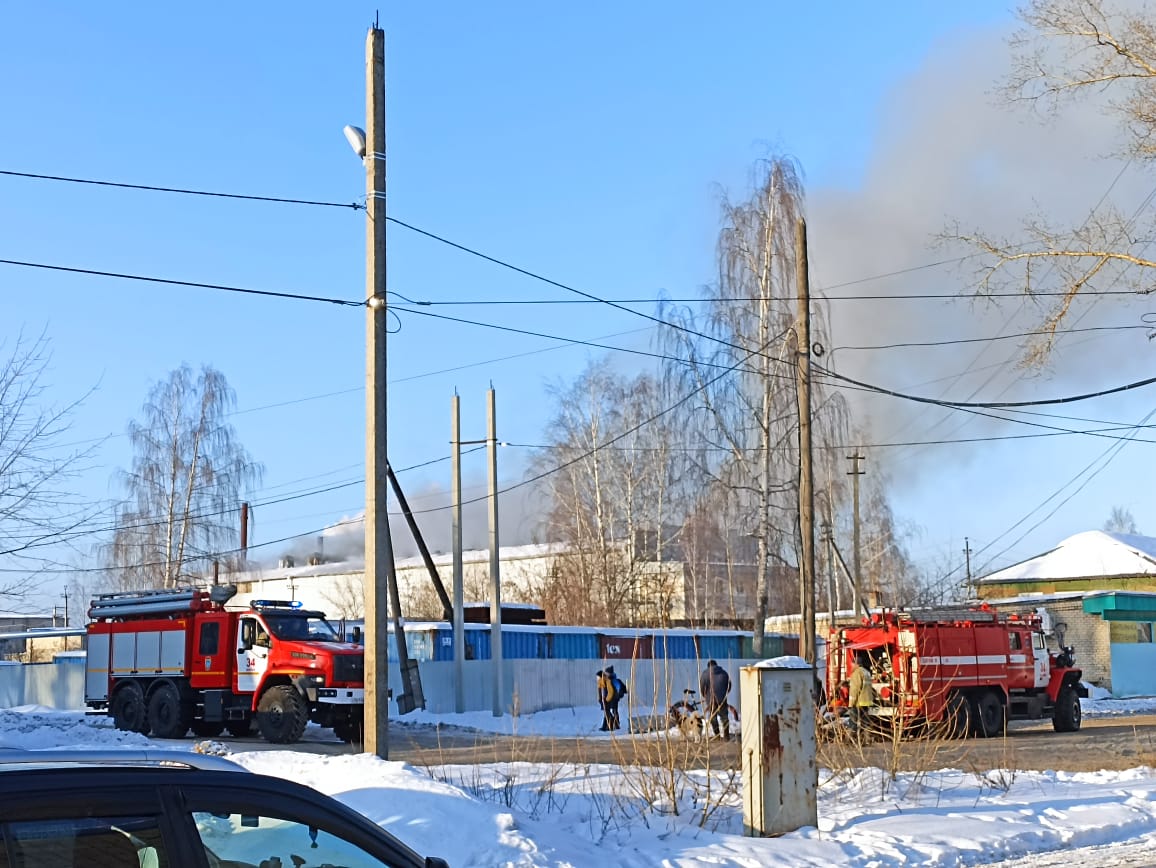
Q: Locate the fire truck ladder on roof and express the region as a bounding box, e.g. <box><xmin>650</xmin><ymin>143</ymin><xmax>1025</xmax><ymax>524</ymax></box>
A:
<box><xmin>88</xmin><ymin>585</ymin><xmax>236</xmax><ymax>619</ymax></box>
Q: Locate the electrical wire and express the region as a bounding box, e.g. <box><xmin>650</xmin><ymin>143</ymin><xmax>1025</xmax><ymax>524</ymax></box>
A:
<box><xmin>392</xmin><ymin>304</ymin><xmax>789</xmax><ymax>379</ymax></box>
<box><xmin>832</xmin><ymin>323</ymin><xmax>1151</xmax><ymax>351</ymax></box>
<box><xmin>0</xmin><ymin>449</ymin><xmax>483</xmax><ymax>555</ymax></box>
<box><xmin>0</xmin><ymin>258</ymin><xmax>363</xmax><ymax>307</ymax></box>
<box><xmin>813</xmin><ymin>362</ymin><xmax>1156</xmax><ymax>410</ymax></box>
<box><xmin>0</xmin><ymin>169</ymin><xmax>362</xmax><ymax>210</ymax></box>
<box><xmin>392</xmin><ymin>332</ymin><xmax>789</xmax><ymax>518</ymax></box>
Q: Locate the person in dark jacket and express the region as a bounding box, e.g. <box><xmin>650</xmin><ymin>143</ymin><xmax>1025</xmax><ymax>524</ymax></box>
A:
<box><xmin>699</xmin><ymin>659</ymin><xmax>732</xmax><ymax>740</ymax></box>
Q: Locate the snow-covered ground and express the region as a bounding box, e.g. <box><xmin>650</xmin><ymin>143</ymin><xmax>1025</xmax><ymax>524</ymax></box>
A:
<box><xmin>4</xmin><ymin>700</ymin><xmax>1156</xmax><ymax>866</ymax></box>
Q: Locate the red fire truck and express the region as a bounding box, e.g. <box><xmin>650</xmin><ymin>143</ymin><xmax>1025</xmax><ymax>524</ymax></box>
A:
<box><xmin>84</xmin><ymin>586</ymin><xmax>364</xmax><ymax>744</ymax></box>
<box><xmin>827</xmin><ymin>609</ymin><xmax>1087</xmax><ymax>737</ymax></box>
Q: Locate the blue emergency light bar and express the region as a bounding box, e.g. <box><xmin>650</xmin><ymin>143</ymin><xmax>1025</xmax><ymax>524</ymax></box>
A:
<box><xmin>250</xmin><ymin>600</ymin><xmax>304</xmax><ymax>610</ymax></box>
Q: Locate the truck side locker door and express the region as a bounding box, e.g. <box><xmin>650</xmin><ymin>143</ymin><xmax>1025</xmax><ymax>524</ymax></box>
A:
<box><xmin>190</xmin><ymin>613</ymin><xmax>229</xmax><ymax>690</ymax></box>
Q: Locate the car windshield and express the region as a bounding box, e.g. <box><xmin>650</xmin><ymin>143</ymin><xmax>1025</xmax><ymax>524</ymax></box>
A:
<box><xmin>261</xmin><ymin>615</ymin><xmax>339</xmax><ymax>642</ymax></box>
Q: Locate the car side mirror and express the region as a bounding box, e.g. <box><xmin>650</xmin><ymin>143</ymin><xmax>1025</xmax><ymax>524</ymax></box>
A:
<box><xmin>426</xmin><ymin>858</ymin><xmax>450</xmax><ymax>868</ymax></box>
<box><xmin>352</xmin><ymin>626</ymin><xmax>362</xmax><ymax>645</ymax></box>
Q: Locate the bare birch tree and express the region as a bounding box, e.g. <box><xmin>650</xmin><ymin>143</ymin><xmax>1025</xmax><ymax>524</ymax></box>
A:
<box><xmin>104</xmin><ymin>364</ymin><xmax>262</xmax><ymax>590</ymax></box>
<box><xmin>533</xmin><ymin>362</ymin><xmax>692</xmax><ymax>626</ymax></box>
<box><xmin>0</xmin><ymin>332</ymin><xmax>93</xmax><ymax>602</ymax></box>
<box><xmin>662</xmin><ymin>156</ymin><xmax>849</xmax><ymax>654</ymax></box>
<box><xmin>950</xmin><ymin>0</ymin><xmax>1156</xmax><ymax>366</ymax></box>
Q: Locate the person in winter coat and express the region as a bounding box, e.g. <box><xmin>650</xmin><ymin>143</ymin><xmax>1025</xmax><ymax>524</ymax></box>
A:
<box><xmin>848</xmin><ymin>652</ymin><xmax>876</xmax><ymax>739</ymax></box>
<box><xmin>601</xmin><ymin>666</ymin><xmax>623</xmax><ymax>731</ymax></box>
<box><xmin>699</xmin><ymin>659</ymin><xmax>732</xmax><ymax>740</ymax></box>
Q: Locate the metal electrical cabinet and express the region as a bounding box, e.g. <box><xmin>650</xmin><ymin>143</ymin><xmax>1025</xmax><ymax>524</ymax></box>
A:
<box><xmin>740</xmin><ymin>661</ymin><xmax>818</xmax><ymax>836</ymax></box>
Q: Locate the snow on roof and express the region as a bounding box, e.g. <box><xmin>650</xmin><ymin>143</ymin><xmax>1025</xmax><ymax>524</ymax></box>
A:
<box><xmin>227</xmin><ymin>542</ymin><xmax>571</xmax><ymax>584</ymax></box>
<box><xmin>979</xmin><ymin>530</ymin><xmax>1156</xmax><ymax>584</ymax></box>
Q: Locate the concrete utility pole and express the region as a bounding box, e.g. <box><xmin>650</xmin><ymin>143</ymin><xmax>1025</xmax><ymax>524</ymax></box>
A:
<box><xmin>847</xmin><ymin>451</ymin><xmax>865</xmax><ymax>618</ymax></box>
<box><xmin>487</xmin><ymin>388</ymin><xmax>504</xmax><ymax>717</ymax></box>
<box><xmin>362</xmin><ymin>24</ymin><xmax>392</xmax><ymax>759</ymax></box>
<box><xmin>451</xmin><ymin>393</ymin><xmax>465</xmax><ymax>714</ymax></box>
<box><xmin>822</xmin><ymin>522</ymin><xmax>836</xmax><ymax>621</ymax></box>
<box><xmin>795</xmin><ymin>217</ymin><xmax>816</xmax><ymax>665</ymax></box>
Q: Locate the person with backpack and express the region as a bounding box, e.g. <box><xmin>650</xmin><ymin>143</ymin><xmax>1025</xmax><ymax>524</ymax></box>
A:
<box><xmin>699</xmin><ymin>659</ymin><xmax>732</xmax><ymax>740</ymax></box>
<box><xmin>603</xmin><ymin>665</ymin><xmax>627</xmax><ymax>731</ymax></box>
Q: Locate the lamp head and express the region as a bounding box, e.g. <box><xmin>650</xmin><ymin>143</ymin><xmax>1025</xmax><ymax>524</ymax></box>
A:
<box><xmin>343</xmin><ymin>125</ymin><xmax>367</xmax><ymax>158</ymax></box>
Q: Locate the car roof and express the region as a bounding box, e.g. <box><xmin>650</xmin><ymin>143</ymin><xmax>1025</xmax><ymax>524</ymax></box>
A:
<box><xmin>0</xmin><ymin>750</ymin><xmax>436</xmax><ymax>867</ymax></box>
<box><xmin>0</xmin><ymin>748</ymin><xmax>246</xmax><ymax>772</ymax></box>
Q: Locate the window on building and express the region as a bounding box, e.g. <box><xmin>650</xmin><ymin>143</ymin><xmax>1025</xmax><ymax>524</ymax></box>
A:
<box><xmin>1109</xmin><ymin>621</ymin><xmax>1155</xmax><ymax>643</ymax></box>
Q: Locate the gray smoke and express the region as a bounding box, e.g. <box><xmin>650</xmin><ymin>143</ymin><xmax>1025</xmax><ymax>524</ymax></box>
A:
<box><xmin>805</xmin><ymin>22</ymin><xmax>1154</xmax><ymax>485</ymax></box>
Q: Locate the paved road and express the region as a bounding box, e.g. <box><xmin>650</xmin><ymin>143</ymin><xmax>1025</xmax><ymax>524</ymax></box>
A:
<box><xmin>210</xmin><ymin>713</ymin><xmax>1156</xmax><ymax>773</ymax></box>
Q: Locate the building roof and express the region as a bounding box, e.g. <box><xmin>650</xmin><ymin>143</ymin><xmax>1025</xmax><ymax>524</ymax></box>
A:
<box><xmin>978</xmin><ymin>531</ymin><xmax>1156</xmax><ymax>585</ymax></box>
<box><xmin>227</xmin><ymin>542</ymin><xmax>570</xmax><ymax>585</ymax></box>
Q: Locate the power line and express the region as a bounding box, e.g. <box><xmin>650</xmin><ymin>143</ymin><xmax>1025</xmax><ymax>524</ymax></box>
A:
<box><xmin>0</xmin><ymin>169</ymin><xmax>362</xmax><ymax>211</ymax></box>
<box><xmin>385</xmin><ymin>217</ymin><xmax>799</xmax><ymax>362</ymax></box>
<box><xmin>814</xmin><ymin>362</ymin><xmax>1156</xmax><ymax>410</ymax></box>
<box><xmin>0</xmin><ymin>449</ymin><xmax>480</xmax><ymax>555</ymax></box>
<box><xmin>392</xmin><ymin>304</ymin><xmax>789</xmax><ymax>379</ymax></box>
<box><xmin>388</xmin><ymin>288</ymin><xmax>1142</xmax><ymax>304</ymax></box>
<box><xmin>0</xmin><ymin>258</ymin><xmax>364</xmax><ymax>307</ymax></box>
<box><xmin>832</xmin><ymin>323</ymin><xmax>1151</xmax><ymax>351</ymax></box>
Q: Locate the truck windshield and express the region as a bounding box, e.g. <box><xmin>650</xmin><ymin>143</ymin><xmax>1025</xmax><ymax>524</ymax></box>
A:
<box><xmin>262</xmin><ymin>615</ymin><xmax>339</xmax><ymax>642</ymax></box>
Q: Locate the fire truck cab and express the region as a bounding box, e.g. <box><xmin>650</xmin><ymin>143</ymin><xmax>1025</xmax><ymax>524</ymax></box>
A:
<box><xmin>828</xmin><ymin>609</ymin><xmax>1086</xmax><ymax>738</ymax></box>
<box><xmin>85</xmin><ymin>586</ymin><xmax>365</xmax><ymax>745</ymax></box>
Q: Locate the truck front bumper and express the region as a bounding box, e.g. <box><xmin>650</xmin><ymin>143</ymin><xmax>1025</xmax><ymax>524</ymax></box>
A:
<box><xmin>317</xmin><ymin>687</ymin><xmax>364</xmax><ymax>705</ymax></box>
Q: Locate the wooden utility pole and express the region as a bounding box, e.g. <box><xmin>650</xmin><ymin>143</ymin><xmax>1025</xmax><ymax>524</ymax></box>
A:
<box><xmin>362</xmin><ymin>24</ymin><xmax>392</xmax><ymax>759</ymax></box>
<box><xmin>487</xmin><ymin>388</ymin><xmax>504</xmax><ymax>716</ymax></box>
<box><xmin>847</xmin><ymin>451</ymin><xmax>865</xmax><ymax>618</ymax></box>
<box><xmin>451</xmin><ymin>393</ymin><xmax>465</xmax><ymax>714</ymax></box>
<box><xmin>964</xmin><ymin>537</ymin><xmax>974</xmax><ymax>600</ymax></box>
<box><xmin>795</xmin><ymin>217</ymin><xmax>816</xmax><ymax>665</ymax></box>
<box><xmin>240</xmin><ymin>502</ymin><xmax>249</xmax><ymax>558</ymax></box>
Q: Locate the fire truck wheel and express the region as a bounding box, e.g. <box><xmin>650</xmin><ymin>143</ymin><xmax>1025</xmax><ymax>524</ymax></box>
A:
<box><xmin>941</xmin><ymin>692</ymin><xmax>973</xmax><ymax>739</ymax></box>
<box><xmin>111</xmin><ymin>683</ymin><xmax>149</xmax><ymax>735</ymax></box>
<box><xmin>973</xmin><ymin>691</ymin><xmax>1006</xmax><ymax>738</ymax></box>
<box><xmin>147</xmin><ymin>684</ymin><xmax>190</xmax><ymax>739</ymax></box>
<box><xmin>257</xmin><ymin>685</ymin><xmax>309</xmax><ymax>744</ymax></box>
<box><xmin>190</xmin><ymin>720</ymin><xmax>226</xmax><ymax>737</ymax></box>
<box><xmin>1053</xmin><ymin>685</ymin><xmax>1083</xmax><ymax>732</ymax></box>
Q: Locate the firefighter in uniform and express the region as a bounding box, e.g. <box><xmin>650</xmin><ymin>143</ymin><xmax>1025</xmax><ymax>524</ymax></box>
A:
<box><xmin>848</xmin><ymin>652</ymin><xmax>876</xmax><ymax>740</ymax></box>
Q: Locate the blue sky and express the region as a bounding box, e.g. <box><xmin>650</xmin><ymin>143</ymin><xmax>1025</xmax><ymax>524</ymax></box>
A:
<box><xmin>8</xmin><ymin>1</ymin><xmax>1153</xmax><ymax>615</ymax></box>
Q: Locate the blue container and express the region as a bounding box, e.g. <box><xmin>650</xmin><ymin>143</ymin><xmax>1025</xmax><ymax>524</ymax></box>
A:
<box><xmin>544</xmin><ymin>630</ymin><xmax>600</xmax><ymax>660</ymax></box>
<box><xmin>430</xmin><ymin>626</ymin><xmax>480</xmax><ymax>661</ymax></box>
<box><xmin>653</xmin><ymin>633</ymin><xmax>699</xmax><ymax>660</ymax></box>
<box><xmin>699</xmin><ymin>634</ymin><xmax>741</xmax><ymax>661</ymax></box>
<box><xmin>501</xmin><ymin>629</ymin><xmax>543</xmax><ymax>659</ymax></box>
<box><xmin>403</xmin><ymin>628</ymin><xmax>433</xmax><ymax>662</ymax></box>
